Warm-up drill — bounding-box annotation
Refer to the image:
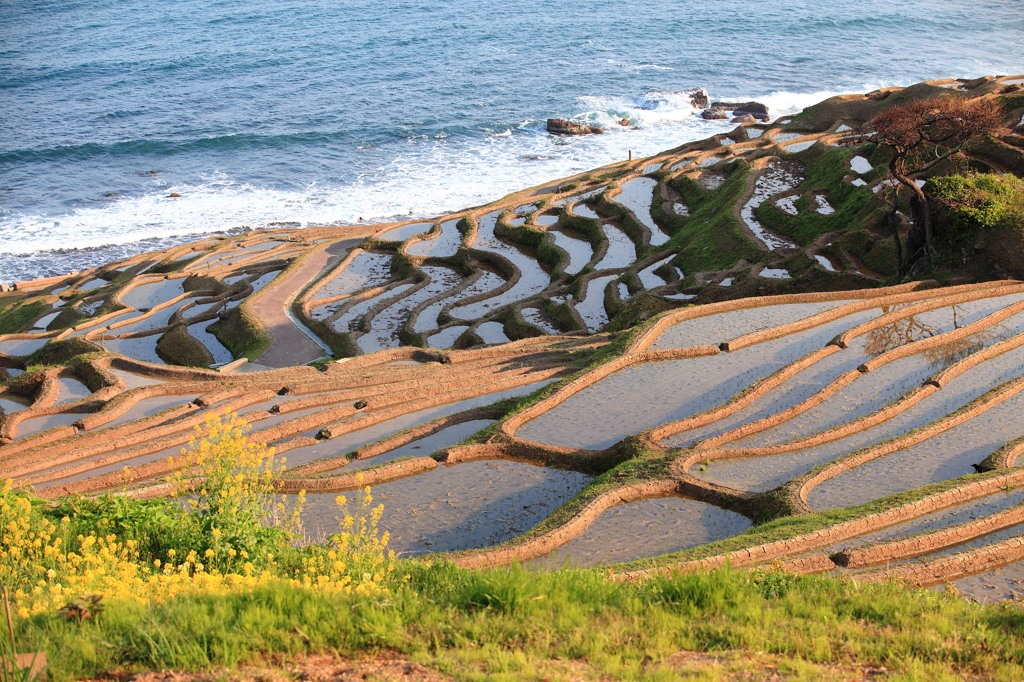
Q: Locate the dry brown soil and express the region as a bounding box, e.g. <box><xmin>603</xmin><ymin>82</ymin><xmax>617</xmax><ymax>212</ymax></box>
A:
<box><xmin>79</xmin><ymin>650</ymin><xmax>906</xmax><ymax>682</ymax></box>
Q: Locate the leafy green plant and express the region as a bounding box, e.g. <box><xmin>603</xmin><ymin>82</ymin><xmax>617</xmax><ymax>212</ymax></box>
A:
<box><xmin>1</xmin><ymin>588</ymin><xmax>45</xmax><ymax>682</ymax></box>
<box><xmin>927</xmin><ymin>173</ymin><xmax>1024</xmax><ymax>232</ymax></box>
<box><xmin>56</xmin><ymin>595</ymin><xmax>104</xmax><ymax>622</ymax></box>
<box><xmin>167</xmin><ymin>413</ymin><xmax>305</xmax><ymax>573</ymax></box>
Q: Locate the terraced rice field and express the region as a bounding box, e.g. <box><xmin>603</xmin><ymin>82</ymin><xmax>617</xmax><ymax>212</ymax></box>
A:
<box><xmin>4</xmin><ymin>75</ymin><xmax>1024</xmax><ymax>600</ymax></box>
<box><xmin>4</xmin><ymin>279</ymin><xmax>1024</xmax><ymax>598</ymax></box>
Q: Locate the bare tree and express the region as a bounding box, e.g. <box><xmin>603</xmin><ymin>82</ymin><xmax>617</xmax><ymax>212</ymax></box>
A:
<box><xmin>871</xmin><ymin>96</ymin><xmax>1003</xmax><ymax>271</ymax></box>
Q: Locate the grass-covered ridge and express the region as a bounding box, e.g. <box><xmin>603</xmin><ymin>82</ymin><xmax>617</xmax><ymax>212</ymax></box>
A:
<box><xmin>12</xmin><ymin>559</ymin><xmax>1024</xmax><ymax>681</ymax></box>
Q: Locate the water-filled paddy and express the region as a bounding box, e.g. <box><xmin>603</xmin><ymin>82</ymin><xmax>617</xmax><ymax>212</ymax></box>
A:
<box><xmin>108</xmin><ymin>368</ymin><xmax>167</xmax><ymax>389</ymax></box>
<box><xmin>111</xmin><ymin>299</ymin><xmax>197</xmax><ymax>335</ymax></box>
<box><xmin>946</xmin><ymin>559</ymin><xmax>1024</xmax><ymax>602</ymax></box>
<box><xmin>594</xmin><ymin>225</ymin><xmax>636</xmax><ymax>270</ymax></box>
<box><xmin>574</xmin><ymin>275</ymin><xmax>616</xmax><ymax>332</ymax></box>
<box><xmin>427</xmin><ymin>326</ymin><xmax>469</xmax><ymax>349</ymax></box>
<box><xmin>247</xmin><ymin>271</ymin><xmax>280</xmax><ymax>294</ymax></box>
<box><xmin>358</xmin><ymin>266</ymin><xmax>462</xmax><ymax>353</ymax></box>
<box><xmin>740</xmin><ymin>159</ymin><xmax>802</xmax><ymax>251</ymax></box>
<box><xmin>611</xmin><ymin>178</ymin><xmax>670</xmax><ymax>245</ymax></box>
<box><xmin>121</xmin><ymin>279</ymin><xmax>185</xmax><ymax>309</ymax></box>
<box><xmin>475</xmin><ymin>321</ymin><xmax>510</xmax><ymax>345</ymax></box>
<box><xmin>0</xmin><ymin>395</ymin><xmax>31</xmax><ymax>414</ymax></box>
<box><xmin>529</xmin><ymin>496</ymin><xmax>751</xmax><ymax>569</ymax></box>
<box><xmin>359</xmin><ymin>419</ymin><xmax>495</xmax><ymax>465</ymax></box>
<box><xmin>407</xmin><ymin>218</ymin><xmax>462</xmax><ymax>257</ymax></box>
<box><xmin>100</xmin><ymin>393</ymin><xmax>202</xmax><ymax>429</ymax></box>
<box><xmin>55</xmin><ymin>377</ymin><xmax>92</xmax><ymax>404</ymax></box>
<box><xmin>451</xmin><ymin>211</ymin><xmax>548</xmax><ymax>318</ymax></box>
<box><xmin>519</xmin><ymin>325</ymin><xmax>854</xmax><ymax>450</ymax></box>
<box><xmin>281</xmin><ymin>379</ymin><xmax>556</xmax><ymax>468</ymax></box>
<box><xmin>0</xmin><ymin>338</ymin><xmax>50</xmax><ymax>356</ymax></box>
<box><xmin>651</xmin><ymin>300</ymin><xmax>852</xmax><ymax>350</ymax></box>
<box><xmin>191</xmin><ymin>241</ymin><xmax>281</xmax><ymax>269</ymax></box>
<box><xmin>637</xmin><ymin>255</ymin><xmax>674</xmax><ymax>290</ymax></box>
<box><xmin>572</xmin><ymin>204</ymin><xmax>600</xmax><ymax>220</ymax></box>
<box><xmin>419</xmin><ymin>267</ymin><xmax>505</xmax><ymax>330</ymax></box>
<box><xmin>31</xmin><ymin>311</ymin><xmax>60</xmax><ymax>330</ymax></box>
<box><xmin>698</xmin><ymin>340</ymin><xmax>1024</xmax><ymax>491</ymax></box>
<box><xmin>315</xmin><ymin>251</ymin><xmax>393</xmax><ymax>300</ymax></box>
<box><xmin>332</xmin><ymin>284</ymin><xmax>414</xmax><ymax>333</ymax></box>
<box><xmin>14</xmin><ymin>411</ymin><xmax>83</xmax><ymax>439</ymax></box>
<box><xmin>521</xmin><ymin>308</ymin><xmax>560</xmax><ymax>335</ymax></box>
<box><xmin>808</xmin><ymin>391</ymin><xmax>1024</xmax><ymax>510</ymax></box>
<box><xmin>377</xmin><ymin>222</ymin><xmax>432</xmax><ymax>242</ymax></box>
<box><xmin>829</xmin><ymin>488</ymin><xmax>1024</xmax><ymax>556</ymax></box>
<box><xmin>187</xmin><ymin>322</ymin><xmax>234</xmax><ymax>365</ymax></box>
<box><xmin>666</xmin><ymin>311</ymin><xmax>892</xmax><ymax>447</ymax></box>
<box><xmin>731</xmin><ymin>305</ymin><xmax>1024</xmax><ymax>449</ymax></box>
<box><xmin>299</xmin><ymin>460</ymin><xmax>591</xmax><ymax>556</ymax></box>
<box><xmin>547</xmin><ymin>229</ymin><xmax>593</xmax><ymax>275</ymax></box>
<box><xmin>103</xmin><ymin>335</ymin><xmax>164</xmax><ymax>365</ymax></box>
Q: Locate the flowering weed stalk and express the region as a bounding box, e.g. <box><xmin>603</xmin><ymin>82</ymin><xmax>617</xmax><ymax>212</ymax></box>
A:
<box><xmin>0</xmin><ymin>415</ymin><xmax>396</xmax><ymax>618</ymax></box>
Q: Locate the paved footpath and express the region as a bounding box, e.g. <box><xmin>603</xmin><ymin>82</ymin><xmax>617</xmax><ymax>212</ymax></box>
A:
<box><xmin>251</xmin><ymin>235</ymin><xmax>368</xmax><ymax>368</ymax></box>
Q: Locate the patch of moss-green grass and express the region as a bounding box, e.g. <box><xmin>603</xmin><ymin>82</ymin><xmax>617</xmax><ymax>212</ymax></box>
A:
<box><xmin>20</xmin><ymin>562</ymin><xmax>1024</xmax><ymax>682</ymax></box>
<box><xmin>754</xmin><ymin>146</ymin><xmax>885</xmax><ymax>246</ymax></box>
<box><xmin>0</xmin><ymin>299</ymin><xmax>48</xmax><ymax>335</ymax></box>
<box><xmin>606</xmin><ymin>292</ymin><xmax>677</xmax><ymax>333</ymax></box>
<box><xmin>25</xmin><ymin>337</ymin><xmax>102</xmax><ymax>366</ymax></box>
<box><xmin>47</xmin><ymin>306</ymin><xmax>86</xmax><ymax>331</ymax></box>
<box><xmin>156</xmin><ymin>325</ymin><xmax>214</xmax><ymax>368</ymax></box>
<box><xmin>207</xmin><ymin>307</ymin><xmax>269</xmax><ymax>362</ymax></box>
<box><xmin>667</xmin><ymin>164</ymin><xmax>765</xmax><ymax>273</ymax></box>
<box><xmin>837</xmin><ymin>229</ymin><xmax>899</xmax><ymax>278</ymax></box>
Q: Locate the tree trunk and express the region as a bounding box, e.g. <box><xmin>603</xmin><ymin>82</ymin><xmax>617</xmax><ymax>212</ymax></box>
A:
<box><xmin>889</xmin><ymin>160</ymin><xmax>934</xmax><ymax>260</ymax></box>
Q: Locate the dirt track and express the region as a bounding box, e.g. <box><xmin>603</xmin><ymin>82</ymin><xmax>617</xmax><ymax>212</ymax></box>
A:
<box><xmin>252</xmin><ymin>238</ymin><xmax>363</xmax><ymax>368</ymax></box>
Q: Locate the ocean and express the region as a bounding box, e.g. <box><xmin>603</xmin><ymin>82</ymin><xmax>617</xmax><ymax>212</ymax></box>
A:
<box><xmin>2</xmin><ymin>0</ymin><xmax>1022</xmax><ymax>282</ymax></box>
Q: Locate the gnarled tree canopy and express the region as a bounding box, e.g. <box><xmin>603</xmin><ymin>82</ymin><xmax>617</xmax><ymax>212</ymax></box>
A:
<box><xmin>871</xmin><ymin>96</ymin><xmax>1004</xmax><ymax>272</ymax></box>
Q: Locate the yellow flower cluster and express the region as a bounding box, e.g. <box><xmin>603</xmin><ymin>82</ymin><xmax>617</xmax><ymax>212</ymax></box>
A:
<box><xmin>168</xmin><ymin>413</ymin><xmax>304</xmax><ymax>539</ymax></box>
<box><xmin>294</xmin><ymin>481</ymin><xmax>396</xmax><ymax>596</ymax></box>
<box><xmin>0</xmin><ymin>414</ymin><xmax>398</xmax><ymax>618</ymax></box>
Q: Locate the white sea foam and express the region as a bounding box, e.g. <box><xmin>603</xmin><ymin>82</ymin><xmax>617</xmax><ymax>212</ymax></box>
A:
<box><xmin>0</xmin><ymin>85</ymin><xmax>884</xmax><ymax>281</ymax></box>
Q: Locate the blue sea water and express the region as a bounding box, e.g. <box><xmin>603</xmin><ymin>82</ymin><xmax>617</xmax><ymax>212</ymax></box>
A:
<box><xmin>1</xmin><ymin>0</ymin><xmax>1022</xmax><ymax>281</ymax></box>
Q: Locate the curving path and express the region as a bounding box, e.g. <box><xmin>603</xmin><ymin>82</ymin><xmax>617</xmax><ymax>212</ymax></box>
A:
<box><xmin>252</xmin><ymin>237</ymin><xmax>367</xmax><ymax>367</ymax></box>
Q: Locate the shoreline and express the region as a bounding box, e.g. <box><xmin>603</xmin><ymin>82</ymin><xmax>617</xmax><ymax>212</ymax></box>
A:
<box><xmin>0</xmin><ymin>86</ymin><xmax>862</xmax><ymax>284</ymax></box>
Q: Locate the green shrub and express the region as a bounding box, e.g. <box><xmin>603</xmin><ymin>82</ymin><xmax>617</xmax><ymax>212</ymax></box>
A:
<box><xmin>927</xmin><ymin>173</ymin><xmax>1024</xmax><ymax>232</ymax></box>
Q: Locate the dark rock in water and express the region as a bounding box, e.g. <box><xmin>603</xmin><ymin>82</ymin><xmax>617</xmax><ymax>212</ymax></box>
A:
<box><xmin>618</xmin><ymin>118</ymin><xmax>629</xmax><ymax>126</ymax></box>
<box><xmin>639</xmin><ymin>88</ymin><xmax>709</xmax><ymax>110</ymax></box>
<box><xmin>701</xmin><ymin>108</ymin><xmax>729</xmax><ymax>120</ymax></box>
<box><xmin>707</xmin><ymin>101</ymin><xmax>770</xmax><ymax>120</ymax></box>
<box><xmin>547</xmin><ymin>119</ymin><xmax>603</xmax><ymax>135</ymax></box>
<box><xmin>730</xmin><ymin>114</ymin><xmax>757</xmax><ymax>123</ymax></box>
<box><xmin>167</xmin><ymin>193</ymin><xmax>182</xmax><ymax>198</ymax></box>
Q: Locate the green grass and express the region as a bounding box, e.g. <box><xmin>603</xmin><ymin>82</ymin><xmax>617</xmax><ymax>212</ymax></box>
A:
<box><xmin>24</xmin><ymin>337</ymin><xmax>103</xmax><ymax>366</ymax></box>
<box><xmin>0</xmin><ymin>300</ymin><xmax>48</xmax><ymax>336</ymax></box>
<box><xmin>208</xmin><ymin>306</ymin><xmax>271</xmax><ymax>362</ymax></box>
<box><xmin>156</xmin><ymin>324</ymin><xmax>215</xmax><ymax>367</ymax></box>
<box><xmin>14</xmin><ymin>563</ymin><xmax>1024</xmax><ymax>682</ymax></box>
<box><xmin>667</xmin><ymin>164</ymin><xmax>765</xmax><ymax>273</ymax></box>
<box><xmin>754</xmin><ymin>145</ymin><xmax>884</xmax><ymax>246</ymax></box>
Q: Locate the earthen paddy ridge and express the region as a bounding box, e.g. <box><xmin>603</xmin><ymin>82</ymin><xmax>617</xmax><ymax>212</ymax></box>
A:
<box><xmin>4</xmin><ymin>76</ymin><xmax>1024</xmax><ymax>600</ymax></box>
